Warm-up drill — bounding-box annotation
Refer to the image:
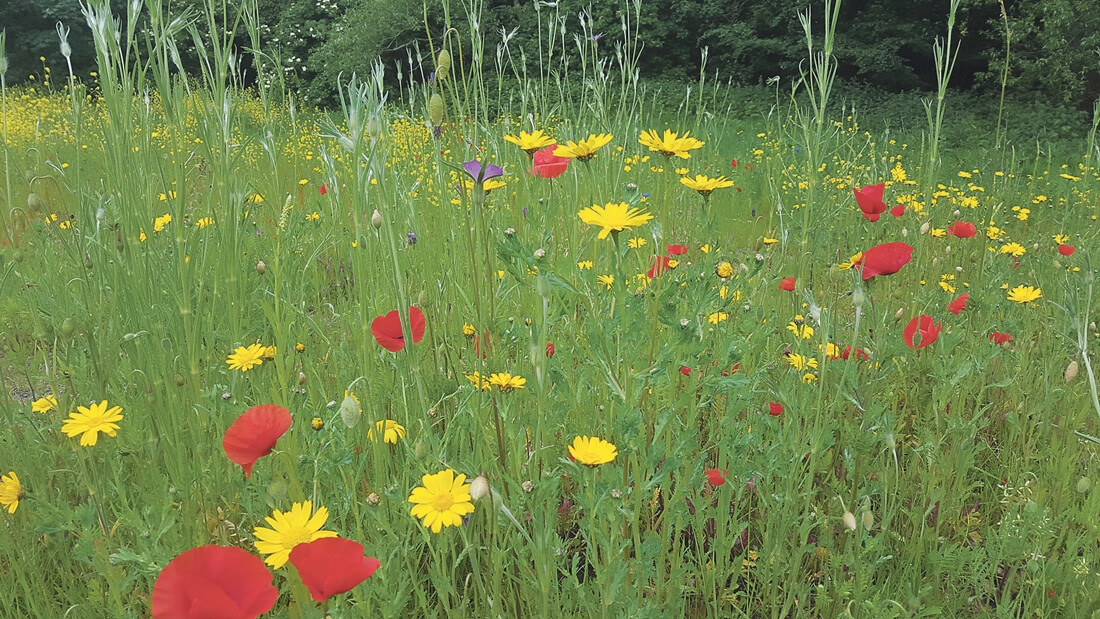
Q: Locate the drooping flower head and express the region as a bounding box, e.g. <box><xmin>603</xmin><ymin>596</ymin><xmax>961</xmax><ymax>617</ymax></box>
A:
<box><xmin>371</xmin><ymin>306</ymin><xmax>427</xmax><ymax>352</ymax></box>
<box><xmin>859</xmin><ymin>242</ymin><xmax>914</xmax><ymax>280</ymax></box>
<box><xmin>0</xmin><ymin>471</ymin><xmax>22</xmax><ymax>514</ymax></box>
<box><xmin>503</xmin><ymin>129</ymin><xmax>555</xmax><ymax>156</ymax></box>
<box><xmin>151</xmin><ymin>545</ymin><xmax>278</xmax><ymax>619</ymax></box>
<box><xmin>567</xmin><ymin>436</ymin><xmax>618</xmax><ymax>466</ymax></box>
<box><xmin>680</xmin><ymin>174</ymin><xmax>734</xmax><ymax>197</ymax></box>
<box><xmin>553</xmin><ymin>133</ymin><xmax>613</xmax><ymax>160</ymax></box>
<box><xmin>222</xmin><ymin>404</ymin><xmax>293</xmax><ymax>479</ymax></box>
<box><xmin>252</xmin><ymin>501</ymin><xmax>339</xmax><ymax>569</ymax></box>
<box><xmin>408</xmin><ymin>469</ymin><xmax>475</xmax><ymax>533</ymax></box>
<box><xmin>61</xmin><ymin>400</ymin><xmax>123</xmax><ymax>447</ymax></box>
<box><xmin>853</xmin><ymin>183</ymin><xmax>887</xmax><ymax>222</ymax></box>
<box><xmin>530</xmin><ymin>146</ymin><xmax>570</xmax><ymax>179</ymax></box>
<box><xmin>288</xmin><ymin>538</ymin><xmax>380</xmax><ymax>603</ymax></box>
<box><xmin>578</xmin><ymin>202</ymin><xmax>653</xmax><ymax>240</ymax></box>
<box><xmin>638</xmin><ymin>129</ymin><xmax>705</xmax><ymax>159</ymax></box>
<box><xmin>903</xmin><ymin>314</ymin><xmax>942</xmax><ymax>349</ymax></box>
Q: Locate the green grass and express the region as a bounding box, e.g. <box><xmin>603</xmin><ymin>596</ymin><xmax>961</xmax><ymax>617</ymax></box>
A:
<box><xmin>1</xmin><ymin>1</ymin><xmax>1100</xmax><ymax>617</ymax></box>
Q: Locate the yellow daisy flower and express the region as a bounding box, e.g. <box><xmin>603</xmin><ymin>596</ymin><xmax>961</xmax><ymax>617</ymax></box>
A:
<box><xmin>568</xmin><ymin>436</ymin><xmax>618</xmax><ymax>466</ymax></box>
<box><xmin>368</xmin><ymin>419</ymin><xmax>407</xmax><ymax>444</ymax></box>
<box><xmin>503</xmin><ymin>129</ymin><xmax>555</xmax><ymax>155</ymax></box>
<box><xmin>1007</xmin><ymin>285</ymin><xmax>1042</xmax><ymax>304</ymax></box>
<box><xmin>226</xmin><ymin>343</ymin><xmax>266</xmax><ymax>372</ymax></box>
<box><xmin>252</xmin><ymin>501</ymin><xmax>339</xmax><ymax>568</ymax></box>
<box><xmin>408</xmin><ymin>469</ymin><xmax>475</xmax><ymax>533</ymax></box>
<box><xmin>553</xmin><ymin>133</ymin><xmax>613</xmax><ymax>160</ymax></box>
<box><xmin>680</xmin><ymin>174</ymin><xmax>734</xmax><ymax>196</ymax></box>
<box><xmin>61</xmin><ymin>400</ymin><xmax>123</xmax><ymax>446</ymax></box>
<box><xmin>638</xmin><ymin>129</ymin><xmax>704</xmax><ymax>159</ymax></box>
<box><xmin>0</xmin><ymin>471</ymin><xmax>23</xmax><ymax>514</ymax></box>
<box><xmin>578</xmin><ymin>202</ymin><xmax>653</xmax><ymax>239</ymax></box>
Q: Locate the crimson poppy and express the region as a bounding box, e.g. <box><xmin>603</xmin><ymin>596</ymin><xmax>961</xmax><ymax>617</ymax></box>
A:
<box><xmin>947</xmin><ymin>293</ymin><xmax>969</xmax><ymax>315</ymax></box>
<box><xmin>1059</xmin><ymin>244</ymin><xmax>1075</xmax><ymax>256</ymax></box>
<box><xmin>730</xmin><ymin>158</ymin><xmax>738</xmax><ymax>169</ymax></box>
<box><xmin>319</xmin><ymin>185</ymin><xmax>327</xmax><ymax>195</ymax></box>
<box><xmin>854</xmin><ymin>183</ymin><xmax>887</xmax><ymax>222</ymax></box>
<box><xmin>530</xmin><ymin>146</ymin><xmax>569</xmax><ymax>179</ymax></box>
<box><xmin>289</xmin><ymin>538</ymin><xmax>380</xmax><ymax>603</ymax></box>
<box><xmin>668</xmin><ymin>244</ymin><xmax>688</xmax><ymax>255</ymax></box>
<box><xmin>648</xmin><ymin>255</ymin><xmax>671</xmax><ymax>278</ymax></box>
<box><xmin>222</xmin><ymin>404</ymin><xmax>292</xmax><ymax>479</ymax></box>
<box><xmin>546</xmin><ymin>342</ymin><xmax>555</xmax><ymax>357</ymax></box>
<box><xmin>680</xmin><ymin>365</ymin><xmax>692</xmax><ymax>376</ymax></box>
<box><xmin>989</xmin><ymin>331</ymin><xmax>1013</xmax><ymax>345</ymax></box>
<box><xmin>859</xmin><ymin>242</ymin><xmax>913</xmax><ymax>280</ymax></box>
<box><xmin>890</xmin><ymin>204</ymin><xmax>904</xmax><ymax>218</ymax></box>
<box><xmin>768</xmin><ymin>402</ymin><xmax>784</xmax><ymax>416</ymax></box>
<box><xmin>371</xmin><ymin>306</ymin><xmax>426</xmax><ymax>352</ymax></box>
<box><xmin>779</xmin><ymin>277</ymin><xmax>796</xmax><ymax>291</ymax></box>
<box><xmin>840</xmin><ymin>346</ymin><xmax>869</xmax><ymax>361</ymax></box>
<box><xmin>947</xmin><ymin>221</ymin><xmax>977</xmax><ymax>238</ymax></box>
<box><xmin>151</xmin><ymin>545</ymin><xmax>278</xmax><ymax>619</ymax></box>
<box><xmin>704</xmin><ymin>468</ymin><xmax>728</xmax><ymax>486</ymax></box>
<box><xmin>903</xmin><ymin>314</ymin><xmax>942</xmax><ymax>349</ymax></box>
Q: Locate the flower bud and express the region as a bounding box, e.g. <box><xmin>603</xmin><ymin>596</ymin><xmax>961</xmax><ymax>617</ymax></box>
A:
<box><xmin>901</xmin><ymin>227</ymin><xmax>908</xmax><ymax>237</ymax></box>
<box><xmin>1065</xmin><ymin>360</ymin><xmax>1079</xmax><ymax>383</ymax></box>
<box><xmin>861</xmin><ymin>510</ymin><xmax>874</xmax><ymax>530</ymax></box>
<box><xmin>842</xmin><ymin>511</ymin><xmax>857</xmax><ymax>531</ymax></box>
<box><xmin>371</xmin><ymin>209</ymin><xmax>383</xmax><ymax>229</ymax></box>
<box><xmin>944</xmin><ymin>245</ymin><xmax>951</xmax><ymax>255</ymax></box>
<box><xmin>895</xmin><ymin>308</ymin><xmax>904</xmax><ymax>321</ymax></box>
<box><xmin>428</xmin><ymin>93</ymin><xmax>444</xmax><ymax>127</ymax></box>
<box><xmin>953</xmin><ymin>209</ymin><xmax>961</xmax><ymax>217</ymax></box>
<box><xmin>1076</xmin><ymin>476</ymin><xmax>1091</xmax><ymax>493</ymax></box>
<box><xmin>255</xmin><ymin>260</ymin><xmax>266</xmax><ymax>275</ymax></box>
<box><xmin>534</xmin><ymin>248</ymin><xmax>546</xmax><ymax>259</ymax></box>
<box><xmin>435</xmin><ymin>49</ymin><xmax>451</xmax><ymax>80</ymax></box>
<box><xmin>298</xmin><ymin>372</ymin><xmax>307</xmax><ymax>385</ymax></box>
<box><xmin>852</xmin><ymin>287</ymin><xmax>865</xmax><ymax>309</ymax></box>
<box><xmin>27</xmin><ymin>193</ymin><xmax>43</xmax><ymax>210</ymax></box>
<box><xmin>469</xmin><ymin>474</ymin><xmax>490</xmax><ymax>501</ymax></box>
<box><xmin>920</xmin><ymin>222</ymin><xmax>931</xmax><ymax>235</ymax></box>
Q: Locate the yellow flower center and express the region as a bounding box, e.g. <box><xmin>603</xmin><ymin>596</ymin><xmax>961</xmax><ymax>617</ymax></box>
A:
<box><xmin>281</xmin><ymin>526</ymin><xmax>314</xmax><ymax>548</ymax></box>
<box><xmin>431</xmin><ymin>492</ymin><xmax>456</xmax><ymax>513</ymax></box>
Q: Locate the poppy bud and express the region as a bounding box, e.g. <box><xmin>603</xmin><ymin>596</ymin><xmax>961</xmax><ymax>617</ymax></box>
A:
<box><xmin>1053</xmin><ymin>260</ymin><xmax>1062</xmax><ymax>270</ymax></box>
<box><xmin>842</xmin><ymin>511</ymin><xmax>857</xmax><ymax>531</ymax></box>
<box><xmin>944</xmin><ymin>245</ymin><xmax>951</xmax><ymax>255</ymax></box>
<box><xmin>371</xmin><ymin>209</ymin><xmax>383</xmax><ymax>229</ymax></box>
<box><xmin>428</xmin><ymin>93</ymin><xmax>444</xmax><ymax>127</ymax></box>
<box><xmin>367</xmin><ymin>113</ymin><xmax>384</xmax><ymax>141</ymax></box>
<box><xmin>920</xmin><ymin>222</ymin><xmax>931</xmax><ymax>235</ymax></box>
<box><xmin>469</xmin><ymin>474</ymin><xmax>490</xmax><ymax>501</ymax></box>
<box><xmin>861</xmin><ymin>510</ymin><xmax>874</xmax><ymax>530</ymax></box>
<box><xmin>1076</xmin><ymin>476</ymin><xmax>1091</xmax><ymax>493</ymax></box>
<box><xmin>61</xmin><ymin>317</ymin><xmax>75</xmax><ymax>338</ymax></box>
<box><xmin>1065</xmin><ymin>360</ymin><xmax>1079</xmax><ymax>383</ymax></box>
<box><xmin>418</xmin><ymin>290</ymin><xmax>428</xmax><ymax>307</ymax></box>
<box><xmin>932</xmin><ymin>257</ymin><xmax>939</xmax><ymax>268</ymax></box>
<box><xmin>852</xmin><ymin>287</ymin><xmax>865</xmax><ymax>309</ymax></box>
<box><xmin>298</xmin><ymin>372</ymin><xmax>307</xmax><ymax>385</ymax></box>
<box><xmin>895</xmin><ymin>308</ymin><xmax>904</xmax><ymax>321</ymax></box>
<box><xmin>534</xmin><ymin>248</ymin><xmax>546</xmax><ymax>259</ymax></box>
<box><xmin>27</xmin><ymin>193</ymin><xmax>43</xmax><ymax>210</ymax></box>
<box><xmin>256</xmin><ymin>260</ymin><xmax>266</xmax><ymax>275</ymax></box>
<box><xmin>901</xmin><ymin>227</ymin><xmax>908</xmax><ymax>237</ymax></box>
<box><xmin>174</xmin><ymin>374</ymin><xmax>185</xmax><ymax>387</ymax></box>
<box><xmin>436</xmin><ymin>49</ymin><xmax>451</xmax><ymax>80</ymax></box>
<box><xmin>953</xmin><ymin>209</ymin><xmax>961</xmax><ymax>217</ymax></box>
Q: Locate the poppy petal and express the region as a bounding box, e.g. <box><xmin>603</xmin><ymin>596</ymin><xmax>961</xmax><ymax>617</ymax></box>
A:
<box><xmin>152</xmin><ymin>545</ymin><xmax>278</xmax><ymax>619</ymax></box>
<box><xmin>371</xmin><ymin>307</ymin><xmax>427</xmax><ymax>352</ymax></box>
<box><xmin>289</xmin><ymin>538</ymin><xmax>381</xmax><ymax>603</ymax></box>
<box><xmin>860</xmin><ymin>242</ymin><xmax>914</xmax><ymax>280</ymax></box>
<box><xmin>222</xmin><ymin>405</ymin><xmax>292</xmax><ymax>479</ymax></box>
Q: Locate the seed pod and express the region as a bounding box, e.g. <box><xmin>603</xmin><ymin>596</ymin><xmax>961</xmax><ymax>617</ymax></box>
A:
<box><xmin>842</xmin><ymin>511</ymin><xmax>857</xmax><ymax>531</ymax></box>
<box><xmin>428</xmin><ymin>93</ymin><xmax>444</xmax><ymax>128</ymax></box>
<box><xmin>1065</xmin><ymin>360</ymin><xmax>1079</xmax><ymax>383</ymax></box>
<box><xmin>436</xmin><ymin>49</ymin><xmax>451</xmax><ymax>80</ymax></box>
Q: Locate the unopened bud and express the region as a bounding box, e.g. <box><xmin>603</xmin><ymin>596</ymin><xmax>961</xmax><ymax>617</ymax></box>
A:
<box><xmin>469</xmin><ymin>474</ymin><xmax>490</xmax><ymax>501</ymax></box>
<box><xmin>852</xmin><ymin>287</ymin><xmax>865</xmax><ymax>309</ymax></box>
<box><xmin>256</xmin><ymin>260</ymin><xmax>266</xmax><ymax>275</ymax></box>
<box><xmin>298</xmin><ymin>372</ymin><xmax>307</xmax><ymax>385</ymax></box>
<box><xmin>953</xmin><ymin>209</ymin><xmax>961</xmax><ymax>217</ymax></box>
<box><xmin>534</xmin><ymin>248</ymin><xmax>546</xmax><ymax>259</ymax></box>
<box><xmin>428</xmin><ymin>93</ymin><xmax>444</xmax><ymax>127</ymax></box>
<box><xmin>895</xmin><ymin>308</ymin><xmax>905</xmax><ymax>321</ymax></box>
<box><xmin>1065</xmin><ymin>360</ymin><xmax>1079</xmax><ymax>383</ymax></box>
<box><xmin>27</xmin><ymin>193</ymin><xmax>43</xmax><ymax>210</ymax></box>
<box><xmin>842</xmin><ymin>511</ymin><xmax>857</xmax><ymax>531</ymax></box>
<box><xmin>435</xmin><ymin>49</ymin><xmax>451</xmax><ymax>80</ymax></box>
<box><xmin>944</xmin><ymin>245</ymin><xmax>951</xmax><ymax>255</ymax></box>
<box><xmin>901</xmin><ymin>227</ymin><xmax>908</xmax><ymax>237</ymax></box>
<box><xmin>371</xmin><ymin>209</ymin><xmax>383</xmax><ymax>229</ymax></box>
<box><xmin>920</xmin><ymin>222</ymin><xmax>931</xmax><ymax>235</ymax></box>
<box><xmin>861</xmin><ymin>510</ymin><xmax>874</xmax><ymax>530</ymax></box>
<box><xmin>1076</xmin><ymin>476</ymin><xmax>1091</xmax><ymax>493</ymax></box>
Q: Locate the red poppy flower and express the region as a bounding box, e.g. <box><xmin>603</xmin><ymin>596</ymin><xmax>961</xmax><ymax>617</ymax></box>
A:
<box><xmin>319</xmin><ymin>184</ymin><xmax>327</xmax><ymax>195</ymax></box>
<box><xmin>222</xmin><ymin>404</ymin><xmax>292</xmax><ymax>478</ymax></box>
<box><xmin>854</xmin><ymin>183</ymin><xmax>887</xmax><ymax>222</ymax></box>
<box><xmin>947</xmin><ymin>292</ymin><xmax>969</xmax><ymax>315</ymax></box>
<box><xmin>720</xmin><ymin>363</ymin><xmax>740</xmax><ymax>377</ymax></box>
<box><xmin>472</xmin><ymin>330</ymin><xmax>491</xmax><ymax>360</ymax></box>
<box><xmin>289</xmin><ymin>538</ymin><xmax>380</xmax><ymax>603</ymax></box>
<box><xmin>371</xmin><ymin>306</ymin><xmax>426</xmax><ymax>352</ymax></box>
<box><xmin>779</xmin><ymin>277</ymin><xmax>796</xmax><ymax>291</ymax></box>
<box><xmin>947</xmin><ymin>221</ymin><xmax>977</xmax><ymax>238</ymax></box>
<box><xmin>890</xmin><ymin>204</ymin><xmax>904</xmax><ymax>218</ymax></box>
<box><xmin>680</xmin><ymin>365</ymin><xmax>692</xmax><ymax>376</ymax></box>
<box><xmin>545</xmin><ymin>342</ymin><xmax>555</xmax><ymax>357</ymax></box>
<box><xmin>648</xmin><ymin>255</ymin><xmax>671</xmax><ymax>278</ymax></box>
<box><xmin>840</xmin><ymin>346</ymin><xmax>869</xmax><ymax>361</ymax></box>
<box><xmin>531</xmin><ymin>146</ymin><xmax>569</xmax><ymax>179</ymax></box>
<box><xmin>768</xmin><ymin>402</ymin><xmax>784</xmax><ymax>416</ymax></box>
<box><xmin>152</xmin><ymin>545</ymin><xmax>278</xmax><ymax>619</ymax></box>
<box><xmin>668</xmin><ymin>244</ymin><xmax>688</xmax><ymax>256</ymax></box>
<box><xmin>989</xmin><ymin>331</ymin><xmax>1012</xmax><ymax>345</ymax></box>
<box><xmin>859</xmin><ymin>242</ymin><xmax>913</xmax><ymax>280</ymax></box>
<box><xmin>704</xmin><ymin>468</ymin><xmax>728</xmax><ymax>486</ymax></box>
<box><xmin>903</xmin><ymin>314</ymin><xmax>942</xmax><ymax>349</ymax></box>
<box><xmin>730</xmin><ymin>158</ymin><xmax>738</xmax><ymax>169</ymax></box>
<box><xmin>1059</xmin><ymin>244</ymin><xmax>1075</xmax><ymax>256</ymax></box>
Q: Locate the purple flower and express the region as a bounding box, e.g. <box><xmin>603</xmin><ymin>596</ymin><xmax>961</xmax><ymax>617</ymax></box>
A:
<box><xmin>463</xmin><ymin>160</ymin><xmax>505</xmax><ymax>184</ymax></box>
<box><xmin>406</xmin><ymin>231</ymin><xmax>418</xmax><ymax>246</ymax></box>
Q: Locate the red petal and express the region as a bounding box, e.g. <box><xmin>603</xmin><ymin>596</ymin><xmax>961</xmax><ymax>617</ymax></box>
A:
<box><xmin>903</xmin><ymin>314</ymin><xmax>941</xmax><ymax>349</ymax></box>
<box><xmin>860</xmin><ymin>242</ymin><xmax>914</xmax><ymax>280</ymax></box>
<box><xmin>222</xmin><ymin>405</ymin><xmax>292</xmax><ymax>479</ymax></box>
<box><xmin>779</xmin><ymin>277</ymin><xmax>796</xmax><ymax>291</ymax></box>
<box><xmin>890</xmin><ymin>204</ymin><xmax>905</xmax><ymax>217</ymax></box>
<box><xmin>1059</xmin><ymin>244</ymin><xmax>1075</xmax><ymax>256</ymax></box>
<box><xmin>948</xmin><ymin>293</ymin><xmax>969</xmax><ymax>315</ymax></box>
<box><xmin>290</xmin><ymin>538</ymin><xmax>380</xmax><ymax>603</ymax></box>
<box><xmin>947</xmin><ymin>221</ymin><xmax>977</xmax><ymax>238</ymax></box>
<box><xmin>854</xmin><ymin>183</ymin><xmax>887</xmax><ymax>219</ymax></box>
<box><xmin>768</xmin><ymin>402</ymin><xmax>784</xmax><ymax>416</ymax></box>
<box><xmin>371</xmin><ymin>307</ymin><xmax>427</xmax><ymax>352</ymax></box>
<box><xmin>704</xmin><ymin>468</ymin><xmax>727</xmax><ymax>486</ymax></box>
<box><xmin>531</xmin><ymin>146</ymin><xmax>569</xmax><ymax>179</ymax></box>
<box><xmin>152</xmin><ymin>546</ymin><xmax>278</xmax><ymax>619</ymax></box>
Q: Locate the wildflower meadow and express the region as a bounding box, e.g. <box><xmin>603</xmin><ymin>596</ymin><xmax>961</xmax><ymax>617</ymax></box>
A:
<box><xmin>2</xmin><ymin>0</ymin><xmax>1100</xmax><ymax>617</ymax></box>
